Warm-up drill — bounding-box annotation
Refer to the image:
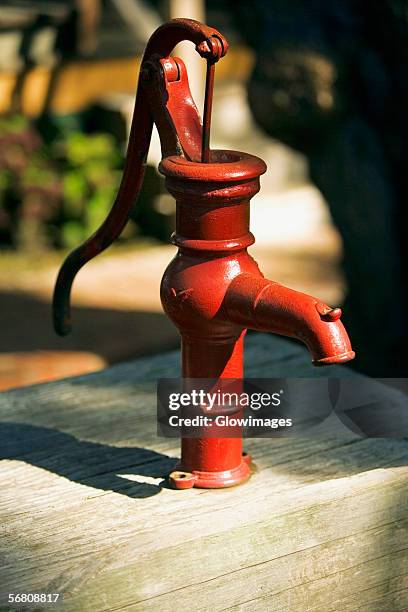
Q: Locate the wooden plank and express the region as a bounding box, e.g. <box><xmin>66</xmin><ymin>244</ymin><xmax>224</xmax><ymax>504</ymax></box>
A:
<box><xmin>0</xmin><ymin>333</ymin><xmax>407</xmax><ymax>611</ymax></box>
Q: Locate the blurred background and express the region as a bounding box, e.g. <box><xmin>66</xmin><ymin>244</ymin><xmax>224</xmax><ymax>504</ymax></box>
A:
<box><xmin>0</xmin><ymin>0</ymin><xmax>406</xmax><ymax>390</ymax></box>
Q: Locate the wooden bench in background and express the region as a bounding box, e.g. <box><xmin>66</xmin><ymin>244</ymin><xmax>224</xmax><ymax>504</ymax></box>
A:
<box><xmin>0</xmin><ymin>47</ymin><xmax>253</xmax><ymax>117</ymax></box>
<box><xmin>0</xmin><ymin>333</ymin><xmax>407</xmax><ymax>611</ymax></box>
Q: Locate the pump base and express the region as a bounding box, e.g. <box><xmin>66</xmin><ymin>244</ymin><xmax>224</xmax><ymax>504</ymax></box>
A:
<box><xmin>169</xmin><ymin>453</ymin><xmax>252</xmax><ymax>489</ymax></box>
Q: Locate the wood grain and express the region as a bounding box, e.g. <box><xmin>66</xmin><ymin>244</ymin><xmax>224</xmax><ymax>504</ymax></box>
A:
<box><xmin>0</xmin><ymin>333</ymin><xmax>407</xmax><ymax>611</ymax></box>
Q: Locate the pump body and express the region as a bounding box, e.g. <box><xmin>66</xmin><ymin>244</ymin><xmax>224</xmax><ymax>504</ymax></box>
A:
<box><xmin>160</xmin><ymin>150</ymin><xmax>353</xmax><ymax>488</ymax></box>
<box><xmin>53</xmin><ymin>19</ymin><xmax>355</xmax><ymax>490</ymax></box>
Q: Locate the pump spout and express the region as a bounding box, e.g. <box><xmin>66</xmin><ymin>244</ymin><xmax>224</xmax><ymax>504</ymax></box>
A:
<box><xmin>224</xmin><ymin>273</ymin><xmax>354</xmax><ymax>365</ymax></box>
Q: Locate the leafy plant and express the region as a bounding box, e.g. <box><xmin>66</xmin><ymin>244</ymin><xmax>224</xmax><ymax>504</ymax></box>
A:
<box><xmin>0</xmin><ymin>114</ymin><xmax>124</xmax><ymax>251</ymax></box>
<box><xmin>54</xmin><ymin>132</ymin><xmax>122</xmax><ymax>248</ymax></box>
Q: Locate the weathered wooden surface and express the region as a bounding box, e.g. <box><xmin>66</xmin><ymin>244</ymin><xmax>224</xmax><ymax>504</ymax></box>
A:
<box><xmin>0</xmin><ymin>333</ymin><xmax>407</xmax><ymax>611</ymax></box>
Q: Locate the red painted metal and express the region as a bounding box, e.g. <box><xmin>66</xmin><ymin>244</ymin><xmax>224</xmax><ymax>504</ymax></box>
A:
<box><xmin>52</xmin><ymin>19</ymin><xmax>355</xmax><ymax>490</ymax></box>
<box><xmin>53</xmin><ymin>19</ymin><xmax>228</xmax><ymax>334</ymax></box>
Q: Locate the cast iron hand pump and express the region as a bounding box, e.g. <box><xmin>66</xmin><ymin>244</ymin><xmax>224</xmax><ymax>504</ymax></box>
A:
<box><xmin>53</xmin><ymin>19</ymin><xmax>355</xmax><ymax>489</ymax></box>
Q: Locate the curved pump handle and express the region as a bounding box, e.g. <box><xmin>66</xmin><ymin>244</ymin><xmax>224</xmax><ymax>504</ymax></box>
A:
<box><xmin>53</xmin><ymin>19</ymin><xmax>228</xmax><ymax>335</ymax></box>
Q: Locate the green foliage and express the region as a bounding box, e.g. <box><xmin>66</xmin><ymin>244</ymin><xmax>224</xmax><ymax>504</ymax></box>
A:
<box><xmin>54</xmin><ymin>131</ymin><xmax>122</xmax><ymax>247</ymax></box>
<box><xmin>0</xmin><ymin>114</ymin><xmax>124</xmax><ymax>251</ymax></box>
<box><xmin>63</xmin><ymin>132</ymin><xmax>121</xmax><ymax>166</ymax></box>
<box><xmin>0</xmin><ymin>113</ymin><xmax>29</xmax><ymax>135</ymax></box>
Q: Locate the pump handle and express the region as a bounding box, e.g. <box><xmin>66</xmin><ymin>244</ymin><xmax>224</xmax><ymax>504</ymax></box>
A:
<box><xmin>53</xmin><ymin>19</ymin><xmax>228</xmax><ymax>335</ymax></box>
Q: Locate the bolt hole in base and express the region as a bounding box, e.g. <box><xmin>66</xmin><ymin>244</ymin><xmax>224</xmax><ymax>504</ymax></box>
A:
<box><xmin>242</xmin><ymin>451</ymin><xmax>252</xmax><ymax>465</ymax></box>
<box><xmin>169</xmin><ymin>454</ymin><xmax>253</xmax><ymax>490</ymax></box>
<box><xmin>169</xmin><ymin>471</ymin><xmax>197</xmax><ymax>490</ymax></box>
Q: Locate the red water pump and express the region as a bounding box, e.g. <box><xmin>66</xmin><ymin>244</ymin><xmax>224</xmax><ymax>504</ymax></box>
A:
<box><xmin>53</xmin><ymin>19</ymin><xmax>354</xmax><ymax>489</ymax></box>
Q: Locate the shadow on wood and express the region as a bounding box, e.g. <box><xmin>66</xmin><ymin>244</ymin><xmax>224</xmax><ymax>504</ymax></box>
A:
<box><xmin>0</xmin><ymin>422</ymin><xmax>176</xmax><ymax>499</ymax></box>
